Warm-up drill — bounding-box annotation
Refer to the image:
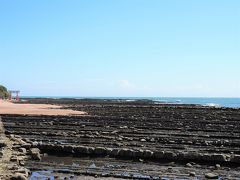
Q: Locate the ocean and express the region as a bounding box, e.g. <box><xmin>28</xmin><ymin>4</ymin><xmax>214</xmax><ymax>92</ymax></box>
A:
<box><xmin>152</xmin><ymin>97</ymin><xmax>240</xmax><ymax>108</ymax></box>
<box><xmin>21</xmin><ymin>96</ymin><xmax>240</xmax><ymax>108</ymax></box>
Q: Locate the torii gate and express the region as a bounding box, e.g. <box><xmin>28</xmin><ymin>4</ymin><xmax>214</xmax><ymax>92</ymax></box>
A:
<box><xmin>8</xmin><ymin>90</ymin><xmax>20</xmax><ymax>101</ymax></box>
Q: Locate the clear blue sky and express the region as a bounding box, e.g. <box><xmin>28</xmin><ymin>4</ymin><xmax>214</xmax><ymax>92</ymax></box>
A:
<box><xmin>0</xmin><ymin>0</ymin><xmax>239</xmax><ymax>97</ymax></box>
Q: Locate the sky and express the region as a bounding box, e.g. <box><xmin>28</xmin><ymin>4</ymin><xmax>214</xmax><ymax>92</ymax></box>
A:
<box><xmin>0</xmin><ymin>0</ymin><xmax>239</xmax><ymax>97</ymax></box>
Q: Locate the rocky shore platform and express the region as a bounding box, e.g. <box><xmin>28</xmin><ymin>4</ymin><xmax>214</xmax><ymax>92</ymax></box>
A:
<box><xmin>1</xmin><ymin>98</ymin><xmax>240</xmax><ymax>179</ymax></box>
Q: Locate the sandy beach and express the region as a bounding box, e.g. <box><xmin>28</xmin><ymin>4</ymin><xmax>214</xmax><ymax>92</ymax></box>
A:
<box><xmin>0</xmin><ymin>100</ymin><xmax>85</xmax><ymax>116</ymax></box>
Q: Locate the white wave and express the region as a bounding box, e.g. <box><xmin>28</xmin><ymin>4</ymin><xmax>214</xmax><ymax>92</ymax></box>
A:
<box><xmin>205</xmin><ymin>103</ymin><xmax>220</xmax><ymax>107</ymax></box>
<box><xmin>125</xmin><ymin>99</ymin><xmax>136</xmax><ymax>102</ymax></box>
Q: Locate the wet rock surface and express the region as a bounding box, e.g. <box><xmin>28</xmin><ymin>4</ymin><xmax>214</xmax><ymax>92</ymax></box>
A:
<box><xmin>1</xmin><ymin>98</ymin><xmax>240</xmax><ymax>179</ymax></box>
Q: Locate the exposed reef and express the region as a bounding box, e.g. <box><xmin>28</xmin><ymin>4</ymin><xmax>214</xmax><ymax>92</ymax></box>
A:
<box><xmin>1</xmin><ymin>98</ymin><xmax>240</xmax><ymax>179</ymax></box>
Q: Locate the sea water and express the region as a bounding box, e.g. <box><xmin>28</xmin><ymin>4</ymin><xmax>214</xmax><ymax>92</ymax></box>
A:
<box><xmin>152</xmin><ymin>97</ymin><xmax>240</xmax><ymax>108</ymax></box>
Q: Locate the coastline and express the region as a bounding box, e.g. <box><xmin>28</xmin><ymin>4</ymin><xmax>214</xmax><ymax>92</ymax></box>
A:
<box><xmin>0</xmin><ymin>98</ymin><xmax>240</xmax><ymax>179</ymax></box>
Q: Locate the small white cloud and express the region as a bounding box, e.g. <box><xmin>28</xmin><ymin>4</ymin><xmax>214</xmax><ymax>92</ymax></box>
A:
<box><xmin>119</xmin><ymin>80</ymin><xmax>135</xmax><ymax>89</ymax></box>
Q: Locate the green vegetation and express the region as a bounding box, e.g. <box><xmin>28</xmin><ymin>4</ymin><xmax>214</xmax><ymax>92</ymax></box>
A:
<box><xmin>0</xmin><ymin>85</ymin><xmax>9</xmax><ymax>99</ymax></box>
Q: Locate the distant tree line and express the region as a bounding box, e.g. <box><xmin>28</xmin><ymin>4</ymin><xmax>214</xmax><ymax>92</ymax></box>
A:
<box><xmin>0</xmin><ymin>85</ymin><xmax>10</xmax><ymax>99</ymax></box>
